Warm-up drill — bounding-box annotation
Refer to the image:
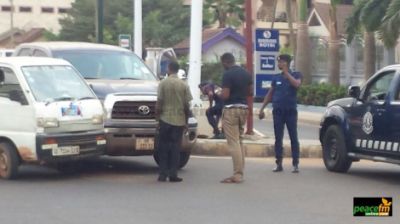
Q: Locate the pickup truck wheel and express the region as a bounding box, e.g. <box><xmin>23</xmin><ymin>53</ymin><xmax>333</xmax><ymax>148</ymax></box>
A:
<box><xmin>179</xmin><ymin>152</ymin><xmax>191</xmax><ymax>168</ymax></box>
<box><xmin>322</xmin><ymin>125</ymin><xmax>352</xmax><ymax>173</ymax></box>
<box><xmin>153</xmin><ymin>151</ymin><xmax>191</xmax><ymax>169</ymax></box>
<box><xmin>0</xmin><ymin>142</ymin><xmax>19</xmax><ymax>179</ymax></box>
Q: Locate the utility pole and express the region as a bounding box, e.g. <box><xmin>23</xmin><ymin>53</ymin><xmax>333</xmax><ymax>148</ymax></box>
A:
<box><xmin>10</xmin><ymin>0</ymin><xmax>14</xmax><ymax>46</ymax></box>
<box><xmin>96</xmin><ymin>0</ymin><xmax>104</xmax><ymax>43</ymax></box>
<box><xmin>187</xmin><ymin>0</ymin><xmax>203</xmax><ymax>107</ymax></box>
<box><xmin>134</xmin><ymin>0</ymin><xmax>143</xmax><ymax>58</ymax></box>
<box><xmin>245</xmin><ymin>0</ymin><xmax>254</xmax><ymax>135</ymax></box>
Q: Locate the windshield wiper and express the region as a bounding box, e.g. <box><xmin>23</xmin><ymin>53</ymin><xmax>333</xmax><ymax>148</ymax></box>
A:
<box><xmin>53</xmin><ymin>96</ymin><xmax>75</xmax><ymax>101</ymax></box>
<box><xmin>43</xmin><ymin>96</ymin><xmax>75</xmax><ymax>106</ymax></box>
<box><xmin>78</xmin><ymin>96</ymin><xmax>96</xmax><ymax>100</ymax></box>
<box><xmin>84</xmin><ymin>77</ymin><xmax>99</xmax><ymax>79</ymax></box>
<box><xmin>120</xmin><ymin>77</ymin><xmax>139</xmax><ymax>80</ymax></box>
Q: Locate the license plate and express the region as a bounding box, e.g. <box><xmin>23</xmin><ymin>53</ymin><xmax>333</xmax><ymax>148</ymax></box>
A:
<box><xmin>52</xmin><ymin>146</ymin><xmax>80</xmax><ymax>156</ymax></box>
<box><xmin>135</xmin><ymin>137</ymin><xmax>154</xmax><ymax>150</ymax></box>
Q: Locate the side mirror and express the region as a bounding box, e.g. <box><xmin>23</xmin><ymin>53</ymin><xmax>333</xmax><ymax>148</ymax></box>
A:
<box><xmin>348</xmin><ymin>86</ymin><xmax>361</xmax><ymax>99</ymax></box>
<box><xmin>9</xmin><ymin>90</ymin><xmax>28</xmax><ymax>105</ymax></box>
<box><xmin>0</xmin><ymin>69</ymin><xmax>4</xmax><ymax>83</ymax></box>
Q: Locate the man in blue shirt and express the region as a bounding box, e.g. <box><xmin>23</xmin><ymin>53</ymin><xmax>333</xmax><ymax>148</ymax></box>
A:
<box><xmin>199</xmin><ymin>82</ymin><xmax>224</xmax><ymax>139</ymax></box>
<box><xmin>259</xmin><ymin>54</ymin><xmax>302</xmax><ymax>173</ymax></box>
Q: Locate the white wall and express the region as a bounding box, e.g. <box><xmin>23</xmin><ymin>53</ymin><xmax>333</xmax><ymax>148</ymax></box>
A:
<box><xmin>202</xmin><ymin>38</ymin><xmax>246</xmax><ymax>63</ymax></box>
<box><xmin>0</xmin><ymin>0</ymin><xmax>74</xmax><ymax>34</ymax></box>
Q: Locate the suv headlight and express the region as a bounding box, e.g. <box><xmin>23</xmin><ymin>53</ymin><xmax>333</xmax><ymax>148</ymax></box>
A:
<box><xmin>37</xmin><ymin>117</ymin><xmax>59</xmax><ymax>128</ymax></box>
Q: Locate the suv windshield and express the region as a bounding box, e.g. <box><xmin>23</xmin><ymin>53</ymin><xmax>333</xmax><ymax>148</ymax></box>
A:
<box><xmin>22</xmin><ymin>65</ymin><xmax>96</xmax><ymax>102</ymax></box>
<box><xmin>53</xmin><ymin>50</ymin><xmax>157</xmax><ymax>81</ymax></box>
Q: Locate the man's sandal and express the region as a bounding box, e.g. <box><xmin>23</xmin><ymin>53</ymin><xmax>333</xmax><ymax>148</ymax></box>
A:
<box><xmin>220</xmin><ymin>177</ymin><xmax>243</xmax><ymax>184</ymax></box>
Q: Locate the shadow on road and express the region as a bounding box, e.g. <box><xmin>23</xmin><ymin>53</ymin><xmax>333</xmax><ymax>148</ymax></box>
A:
<box><xmin>346</xmin><ymin>167</ymin><xmax>400</xmax><ymax>185</ymax></box>
<box><xmin>10</xmin><ymin>156</ymin><xmax>159</xmax><ymax>181</ymax></box>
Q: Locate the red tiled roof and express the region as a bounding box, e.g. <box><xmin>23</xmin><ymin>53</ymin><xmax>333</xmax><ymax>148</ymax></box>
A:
<box><xmin>174</xmin><ymin>28</ymin><xmax>226</xmax><ymax>50</ymax></box>
<box><xmin>15</xmin><ymin>28</ymin><xmax>45</xmax><ymax>44</ymax></box>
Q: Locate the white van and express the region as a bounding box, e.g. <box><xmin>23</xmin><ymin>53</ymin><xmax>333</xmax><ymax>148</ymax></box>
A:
<box><xmin>0</xmin><ymin>57</ymin><xmax>106</xmax><ymax>179</ymax></box>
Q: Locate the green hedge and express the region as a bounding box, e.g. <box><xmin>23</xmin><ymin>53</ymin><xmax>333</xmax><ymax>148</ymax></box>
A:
<box><xmin>200</xmin><ymin>62</ymin><xmax>225</xmax><ymax>84</ymax></box>
<box><xmin>297</xmin><ymin>83</ymin><xmax>347</xmax><ymax>106</ymax></box>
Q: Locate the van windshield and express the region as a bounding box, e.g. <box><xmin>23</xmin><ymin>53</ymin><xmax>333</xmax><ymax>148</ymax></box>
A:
<box><xmin>22</xmin><ymin>65</ymin><xmax>96</xmax><ymax>102</ymax></box>
<box><xmin>53</xmin><ymin>50</ymin><xmax>157</xmax><ymax>81</ymax></box>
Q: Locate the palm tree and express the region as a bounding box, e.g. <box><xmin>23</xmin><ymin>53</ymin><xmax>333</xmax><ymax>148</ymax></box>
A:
<box><xmin>346</xmin><ymin>0</ymin><xmax>391</xmax><ymax>80</ymax></box>
<box><xmin>327</xmin><ymin>0</ymin><xmax>342</xmax><ymax>86</ymax></box>
<box><xmin>379</xmin><ymin>0</ymin><xmax>400</xmax><ymax>48</ymax></box>
<box><xmin>295</xmin><ymin>0</ymin><xmax>311</xmax><ymax>84</ymax></box>
<box><xmin>286</xmin><ymin>0</ymin><xmax>296</xmax><ymax>57</ymax></box>
<box><xmin>204</xmin><ymin>0</ymin><xmax>244</xmax><ymax>28</ymax></box>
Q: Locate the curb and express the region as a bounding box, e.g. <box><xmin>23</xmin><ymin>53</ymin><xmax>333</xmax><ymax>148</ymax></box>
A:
<box><xmin>192</xmin><ymin>138</ymin><xmax>322</xmax><ymax>158</ymax></box>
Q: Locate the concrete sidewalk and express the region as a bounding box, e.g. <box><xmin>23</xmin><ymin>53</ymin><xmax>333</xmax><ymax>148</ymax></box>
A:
<box><xmin>192</xmin><ymin>102</ymin><xmax>324</xmax><ymax>158</ymax></box>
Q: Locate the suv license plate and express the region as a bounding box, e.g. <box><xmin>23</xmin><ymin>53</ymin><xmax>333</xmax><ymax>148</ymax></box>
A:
<box><xmin>135</xmin><ymin>137</ymin><xmax>154</xmax><ymax>150</ymax></box>
<box><xmin>52</xmin><ymin>146</ymin><xmax>80</xmax><ymax>156</ymax></box>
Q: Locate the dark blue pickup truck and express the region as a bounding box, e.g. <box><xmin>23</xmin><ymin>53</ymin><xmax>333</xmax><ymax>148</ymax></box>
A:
<box><xmin>320</xmin><ymin>65</ymin><xmax>400</xmax><ymax>172</ymax></box>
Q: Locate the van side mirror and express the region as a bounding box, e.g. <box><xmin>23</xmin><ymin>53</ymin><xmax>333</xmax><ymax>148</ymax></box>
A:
<box><xmin>0</xmin><ymin>69</ymin><xmax>4</xmax><ymax>83</ymax></box>
<box><xmin>9</xmin><ymin>90</ymin><xmax>28</xmax><ymax>105</ymax></box>
<box><xmin>348</xmin><ymin>86</ymin><xmax>361</xmax><ymax>99</ymax></box>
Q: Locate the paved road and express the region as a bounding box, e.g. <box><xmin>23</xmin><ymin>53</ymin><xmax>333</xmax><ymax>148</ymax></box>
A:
<box><xmin>1</xmin><ymin>156</ymin><xmax>399</xmax><ymax>224</ymax></box>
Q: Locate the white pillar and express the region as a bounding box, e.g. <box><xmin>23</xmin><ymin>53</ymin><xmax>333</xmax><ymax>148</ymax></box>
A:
<box><xmin>188</xmin><ymin>0</ymin><xmax>203</xmax><ymax>107</ymax></box>
<box><xmin>384</xmin><ymin>47</ymin><xmax>395</xmax><ymax>66</ymax></box>
<box><xmin>345</xmin><ymin>41</ymin><xmax>355</xmax><ymax>86</ymax></box>
<box><xmin>134</xmin><ymin>0</ymin><xmax>142</xmax><ymax>58</ymax></box>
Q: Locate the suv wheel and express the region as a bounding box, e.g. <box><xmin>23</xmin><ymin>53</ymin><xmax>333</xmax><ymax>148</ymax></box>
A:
<box><xmin>153</xmin><ymin>151</ymin><xmax>191</xmax><ymax>169</ymax></box>
<box><xmin>0</xmin><ymin>142</ymin><xmax>19</xmax><ymax>179</ymax></box>
<box><xmin>322</xmin><ymin>125</ymin><xmax>352</xmax><ymax>173</ymax></box>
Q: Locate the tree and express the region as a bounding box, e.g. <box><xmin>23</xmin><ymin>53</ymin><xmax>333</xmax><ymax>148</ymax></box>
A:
<box><xmin>295</xmin><ymin>0</ymin><xmax>312</xmax><ymax>84</ymax></box>
<box><xmin>379</xmin><ymin>0</ymin><xmax>400</xmax><ymax>48</ymax></box>
<box><xmin>346</xmin><ymin>0</ymin><xmax>391</xmax><ymax>80</ymax></box>
<box><xmin>204</xmin><ymin>0</ymin><xmax>244</xmax><ymax>28</ymax></box>
<box><xmin>57</xmin><ymin>0</ymin><xmax>190</xmax><ymax>47</ymax></box>
<box><xmin>327</xmin><ymin>0</ymin><xmax>342</xmax><ymax>86</ymax></box>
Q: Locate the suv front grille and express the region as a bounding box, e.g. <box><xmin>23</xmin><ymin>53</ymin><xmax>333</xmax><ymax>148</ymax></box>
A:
<box><xmin>112</xmin><ymin>101</ymin><xmax>156</xmax><ymax>119</ymax></box>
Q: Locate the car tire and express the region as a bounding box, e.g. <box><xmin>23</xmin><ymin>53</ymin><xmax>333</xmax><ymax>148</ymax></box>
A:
<box><xmin>153</xmin><ymin>151</ymin><xmax>191</xmax><ymax>169</ymax></box>
<box><xmin>0</xmin><ymin>142</ymin><xmax>19</xmax><ymax>180</ymax></box>
<box><xmin>322</xmin><ymin>125</ymin><xmax>352</xmax><ymax>173</ymax></box>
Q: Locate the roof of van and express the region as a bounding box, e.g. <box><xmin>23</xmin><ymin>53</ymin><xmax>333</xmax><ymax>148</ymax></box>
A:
<box><xmin>0</xmin><ymin>56</ymin><xmax>72</xmax><ymax>67</ymax></box>
<box><xmin>16</xmin><ymin>41</ymin><xmax>131</xmax><ymax>52</ymax></box>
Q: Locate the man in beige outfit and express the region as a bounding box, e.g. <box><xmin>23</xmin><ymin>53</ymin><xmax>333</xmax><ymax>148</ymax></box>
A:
<box><xmin>219</xmin><ymin>53</ymin><xmax>252</xmax><ymax>183</ymax></box>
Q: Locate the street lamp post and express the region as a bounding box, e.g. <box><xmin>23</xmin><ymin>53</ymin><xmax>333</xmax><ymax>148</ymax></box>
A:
<box><xmin>96</xmin><ymin>0</ymin><xmax>104</xmax><ymax>43</ymax></box>
<box><xmin>10</xmin><ymin>0</ymin><xmax>14</xmax><ymax>46</ymax></box>
<box><xmin>245</xmin><ymin>0</ymin><xmax>254</xmax><ymax>135</ymax></box>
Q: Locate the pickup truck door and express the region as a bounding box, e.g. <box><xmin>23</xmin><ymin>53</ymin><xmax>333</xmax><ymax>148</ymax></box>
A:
<box><xmin>387</xmin><ymin>71</ymin><xmax>400</xmax><ymax>154</ymax></box>
<box><xmin>348</xmin><ymin>70</ymin><xmax>396</xmax><ymax>154</ymax></box>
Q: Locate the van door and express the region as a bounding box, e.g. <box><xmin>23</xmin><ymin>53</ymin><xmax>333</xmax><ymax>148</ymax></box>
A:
<box><xmin>0</xmin><ymin>67</ymin><xmax>37</xmax><ymax>161</ymax></box>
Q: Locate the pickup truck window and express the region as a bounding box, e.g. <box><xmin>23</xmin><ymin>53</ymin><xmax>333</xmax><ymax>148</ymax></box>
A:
<box><xmin>363</xmin><ymin>71</ymin><xmax>395</xmax><ymax>102</ymax></box>
<box><xmin>53</xmin><ymin>50</ymin><xmax>157</xmax><ymax>81</ymax></box>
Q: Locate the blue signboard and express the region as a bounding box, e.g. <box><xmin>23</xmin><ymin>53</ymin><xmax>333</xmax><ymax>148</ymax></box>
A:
<box><xmin>255</xmin><ymin>29</ymin><xmax>279</xmax><ymax>52</ymax></box>
<box><xmin>255</xmin><ymin>74</ymin><xmax>275</xmax><ymax>98</ymax></box>
<box><xmin>260</xmin><ymin>55</ymin><xmax>276</xmax><ymax>71</ymax></box>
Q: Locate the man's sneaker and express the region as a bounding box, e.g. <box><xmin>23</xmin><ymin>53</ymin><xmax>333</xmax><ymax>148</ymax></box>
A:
<box><xmin>292</xmin><ymin>165</ymin><xmax>299</xmax><ymax>173</ymax></box>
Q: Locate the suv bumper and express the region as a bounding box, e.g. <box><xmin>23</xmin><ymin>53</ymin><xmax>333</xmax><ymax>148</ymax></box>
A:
<box><xmin>104</xmin><ymin>120</ymin><xmax>197</xmax><ymax>156</ymax></box>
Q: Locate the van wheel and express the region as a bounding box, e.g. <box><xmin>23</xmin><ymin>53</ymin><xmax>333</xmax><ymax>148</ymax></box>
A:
<box><xmin>0</xmin><ymin>142</ymin><xmax>19</xmax><ymax>179</ymax></box>
<box><xmin>153</xmin><ymin>152</ymin><xmax>191</xmax><ymax>169</ymax></box>
<box><xmin>322</xmin><ymin>125</ymin><xmax>352</xmax><ymax>173</ymax></box>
